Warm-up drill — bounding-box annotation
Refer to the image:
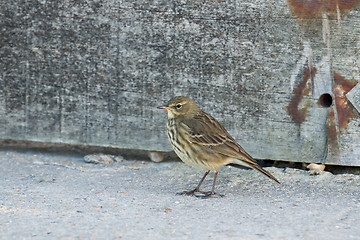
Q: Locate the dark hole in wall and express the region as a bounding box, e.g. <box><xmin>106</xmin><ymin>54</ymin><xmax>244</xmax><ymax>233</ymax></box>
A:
<box><xmin>318</xmin><ymin>93</ymin><xmax>333</xmax><ymax>108</ymax></box>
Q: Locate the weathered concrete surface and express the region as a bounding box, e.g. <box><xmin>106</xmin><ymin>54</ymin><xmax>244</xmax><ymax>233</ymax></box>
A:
<box><xmin>0</xmin><ymin>1</ymin><xmax>359</xmax><ymax>165</ymax></box>
<box><xmin>0</xmin><ymin>150</ymin><xmax>359</xmax><ymax>239</ymax></box>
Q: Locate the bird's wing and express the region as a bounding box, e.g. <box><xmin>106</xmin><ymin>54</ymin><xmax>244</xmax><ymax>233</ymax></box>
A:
<box><xmin>181</xmin><ymin>111</ymin><xmax>280</xmax><ymax>184</ymax></box>
<box><xmin>182</xmin><ymin>111</ymin><xmax>256</xmax><ymax>165</ymax></box>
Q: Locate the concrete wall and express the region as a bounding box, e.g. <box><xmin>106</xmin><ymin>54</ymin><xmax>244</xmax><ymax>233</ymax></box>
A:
<box><xmin>1</xmin><ymin>0</ymin><xmax>359</xmax><ymax>165</ymax></box>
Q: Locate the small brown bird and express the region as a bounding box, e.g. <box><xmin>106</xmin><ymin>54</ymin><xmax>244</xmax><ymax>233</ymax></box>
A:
<box><xmin>158</xmin><ymin>96</ymin><xmax>279</xmax><ymax>198</ymax></box>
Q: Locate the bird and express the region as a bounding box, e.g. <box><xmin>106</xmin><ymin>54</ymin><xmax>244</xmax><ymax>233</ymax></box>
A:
<box><xmin>158</xmin><ymin>96</ymin><xmax>280</xmax><ymax>198</ymax></box>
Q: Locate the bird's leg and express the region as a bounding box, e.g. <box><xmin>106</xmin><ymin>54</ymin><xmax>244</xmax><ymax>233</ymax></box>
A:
<box><xmin>199</xmin><ymin>171</ymin><xmax>224</xmax><ymax>199</ymax></box>
<box><xmin>178</xmin><ymin>170</ymin><xmax>210</xmax><ymax>195</ymax></box>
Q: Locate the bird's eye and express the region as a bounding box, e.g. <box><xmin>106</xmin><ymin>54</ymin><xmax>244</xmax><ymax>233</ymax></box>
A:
<box><xmin>176</xmin><ymin>104</ymin><xmax>182</xmax><ymax>109</ymax></box>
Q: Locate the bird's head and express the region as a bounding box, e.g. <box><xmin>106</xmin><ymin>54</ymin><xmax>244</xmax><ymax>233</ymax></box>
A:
<box><xmin>158</xmin><ymin>96</ymin><xmax>200</xmax><ymax>119</ymax></box>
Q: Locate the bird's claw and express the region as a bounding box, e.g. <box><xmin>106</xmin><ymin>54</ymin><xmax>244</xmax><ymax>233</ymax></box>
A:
<box><xmin>177</xmin><ymin>189</ymin><xmax>224</xmax><ymax>199</ymax></box>
<box><xmin>195</xmin><ymin>191</ymin><xmax>224</xmax><ymax>199</ymax></box>
<box><xmin>176</xmin><ymin>189</ymin><xmax>199</xmax><ymax>196</ymax></box>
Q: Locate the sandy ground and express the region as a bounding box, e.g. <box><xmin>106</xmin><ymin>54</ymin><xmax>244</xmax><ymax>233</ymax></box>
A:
<box><xmin>0</xmin><ymin>149</ymin><xmax>359</xmax><ymax>239</ymax></box>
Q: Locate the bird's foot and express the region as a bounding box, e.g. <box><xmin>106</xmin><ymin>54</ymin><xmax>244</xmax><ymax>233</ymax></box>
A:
<box><xmin>177</xmin><ymin>188</ymin><xmax>201</xmax><ymax>196</ymax></box>
<box><xmin>195</xmin><ymin>191</ymin><xmax>224</xmax><ymax>199</ymax></box>
<box><xmin>177</xmin><ymin>189</ymin><xmax>224</xmax><ymax>199</ymax></box>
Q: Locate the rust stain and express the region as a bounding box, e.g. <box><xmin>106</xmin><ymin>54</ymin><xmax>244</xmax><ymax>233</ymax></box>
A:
<box><xmin>333</xmin><ymin>71</ymin><xmax>358</xmax><ymax>129</ymax></box>
<box><xmin>324</xmin><ymin>70</ymin><xmax>358</xmax><ymax>151</ymax></box>
<box><xmin>288</xmin><ymin>70</ymin><xmax>358</xmax><ymax>132</ymax></box>
<box><xmin>288</xmin><ymin>67</ymin><xmax>316</xmax><ymax>123</ymax></box>
<box><xmin>287</xmin><ymin>0</ymin><xmax>360</xmax><ymax>19</ymax></box>
<box><xmin>326</xmin><ymin>108</ymin><xmax>337</xmax><ymax>138</ymax></box>
<box><xmin>326</xmin><ymin>107</ymin><xmax>339</xmax><ymax>153</ymax></box>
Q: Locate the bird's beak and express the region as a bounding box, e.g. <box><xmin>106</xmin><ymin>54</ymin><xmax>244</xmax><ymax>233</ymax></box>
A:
<box><xmin>157</xmin><ymin>106</ymin><xmax>170</xmax><ymax>110</ymax></box>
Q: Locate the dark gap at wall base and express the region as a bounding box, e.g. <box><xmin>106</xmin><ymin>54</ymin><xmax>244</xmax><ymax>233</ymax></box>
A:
<box><xmin>1</xmin><ymin>139</ymin><xmax>359</xmax><ymax>175</ymax></box>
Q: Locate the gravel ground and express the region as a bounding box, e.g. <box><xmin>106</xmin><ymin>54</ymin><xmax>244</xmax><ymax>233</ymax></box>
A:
<box><xmin>0</xmin><ymin>149</ymin><xmax>359</xmax><ymax>239</ymax></box>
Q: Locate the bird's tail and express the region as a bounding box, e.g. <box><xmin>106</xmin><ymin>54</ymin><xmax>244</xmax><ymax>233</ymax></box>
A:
<box><xmin>229</xmin><ymin>160</ymin><xmax>280</xmax><ymax>184</ymax></box>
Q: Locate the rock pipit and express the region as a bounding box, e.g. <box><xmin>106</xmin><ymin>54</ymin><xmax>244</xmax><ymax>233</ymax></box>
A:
<box><xmin>158</xmin><ymin>96</ymin><xmax>279</xmax><ymax>198</ymax></box>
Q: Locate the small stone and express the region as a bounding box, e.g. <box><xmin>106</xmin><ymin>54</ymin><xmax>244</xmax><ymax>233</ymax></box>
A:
<box><xmin>147</xmin><ymin>151</ymin><xmax>164</xmax><ymax>163</ymax></box>
<box><xmin>84</xmin><ymin>153</ymin><xmax>123</xmax><ymax>164</ymax></box>
<box><xmin>307</xmin><ymin>163</ymin><xmax>325</xmax><ymax>171</ymax></box>
<box><xmin>114</xmin><ymin>155</ymin><xmax>124</xmax><ymax>162</ymax></box>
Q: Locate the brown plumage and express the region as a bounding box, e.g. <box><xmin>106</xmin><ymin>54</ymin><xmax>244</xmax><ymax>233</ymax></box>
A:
<box><xmin>158</xmin><ymin>96</ymin><xmax>279</xmax><ymax>198</ymax></box>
